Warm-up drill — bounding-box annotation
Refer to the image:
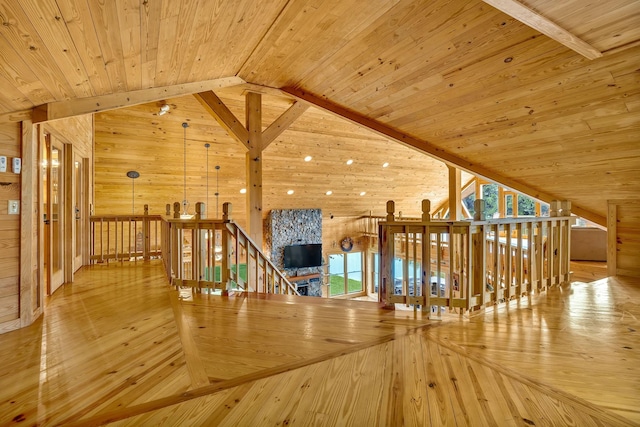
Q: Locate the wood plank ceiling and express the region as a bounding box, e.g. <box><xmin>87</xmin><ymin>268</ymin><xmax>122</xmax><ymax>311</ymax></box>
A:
<box><xmin>1</xmin><ymin>0</ymin><xmax>639</xmax><ymax>224</ymax></box>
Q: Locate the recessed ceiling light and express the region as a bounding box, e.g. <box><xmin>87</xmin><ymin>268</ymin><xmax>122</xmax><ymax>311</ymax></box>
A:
<box><xmin>382</xmin><ymin>162</ymin><xmax>389</xmax><ymax>168</ymax></box>
<box><xmin>304</xmin><ymin>155</ymin><xmax>312</xmax><ymax>162</ymax></box>
<box><xmin>346</xmin><ymin>159</ymin><xmax>353</xmax><ymax>165</ymax></box>
<box><xmin>240</xmin><ymin>188</ymin><xmax>247</xmax><ymax>194</ymax></box>
<box><xmin>360</xmin><ymin>191</ymin><xmax>366</xmax><ymax>196</ymax></box>
<box><xmin>287</xmin><ymin>189</ymin><xmax>294</xmax><ymax>195</ymax></box>
<box><xmin>326</xmin><ymin>190</ymin><xmax>332</xmax><ymax>196</ymax></box>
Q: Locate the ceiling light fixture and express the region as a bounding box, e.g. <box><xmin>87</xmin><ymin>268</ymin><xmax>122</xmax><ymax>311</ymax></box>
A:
<box><xmin>158</xmin><ymin>104</ymin><xmax>170</xmax><ymax>115</ymax></box>
<box><xmin>382</xmin><ymin>162</ymin><xmax>389</xmax><ymax>168</ymax></box>
<box><xmin>287</xmin><ymin>189</ymin><xmax>294</xmax><ymax>195</ymax></box>
<box><xmin>304</xmin><ymin>155</ymin><xmax>312</xmax><ymax>162</ymax></box>
<box><xmin>360</xmin><ymin>191</ymin><xmax>366</xmax><ymax>196</ymax></box>
<box><xmin>240</xmin><ymin>188</ymin><xmax>247</xmax><ymax>194</ymax></box>
<box><xmin>326</xmin><ymin>190</ymin><xmax>332</xmax><ymax>196</ymax></box>
<box><xmin>346</xmin><ymin>159</ymin><xmax>353</xmax><ymax>165</ymax></box>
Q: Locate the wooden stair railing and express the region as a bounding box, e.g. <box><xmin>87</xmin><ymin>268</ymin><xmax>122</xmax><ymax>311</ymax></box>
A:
<box><xmin>162</xmin><ymin>202</ymin><xmax>299</xmax><ymax>296</ymax></box>
<box><xmin>90</xmin><ymin>204</ymin><xmax>162</xmax><ymax>263</ymax></box>
<box><xmin>379</xmin><ymin>199</ymin><xmax>572</xmax><ymax>318</ymax></box>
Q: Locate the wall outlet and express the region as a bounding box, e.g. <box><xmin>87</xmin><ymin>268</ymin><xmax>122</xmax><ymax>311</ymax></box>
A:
<box><xmin>8</xmin><ymin>200</ymin><xmax>19</xmax><ymax>215</ymax></box>
<box><xmin>0</xmin><ymin>156</ymin><xmax>6</xmax><ymax>172</ymax></box>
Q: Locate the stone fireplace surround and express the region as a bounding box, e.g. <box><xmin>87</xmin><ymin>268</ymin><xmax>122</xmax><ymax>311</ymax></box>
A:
<box><xmin>264</xmin><ymin>209</ymin><xmax>323</xmax><ymax>297</ymax></box>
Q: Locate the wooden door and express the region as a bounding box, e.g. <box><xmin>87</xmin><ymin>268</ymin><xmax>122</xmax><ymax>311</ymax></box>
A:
<box><xmin>43</xmin><ymin>136</ymin><xmax>65</xmax><ymax>295</ymax></box>
<box><xmin>73</xmin><ymin>155</ymin><xmax>86</xmax><ymax>271</ymax></box>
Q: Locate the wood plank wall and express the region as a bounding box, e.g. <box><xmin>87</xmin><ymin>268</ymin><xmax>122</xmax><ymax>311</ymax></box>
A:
<box><xmin>608</xmin><ymin>200</ymin><xmax>640</xmax><ymax>278</ymax></box>
<box><xmin>0</xmin><ymin>122</ymin><xmax>21</xmax><ymax>331</ymax></box>
<box><xmin>0</xmin><ymin>115</ymin><xmax>93</xmax><ymax>334</ymax></box>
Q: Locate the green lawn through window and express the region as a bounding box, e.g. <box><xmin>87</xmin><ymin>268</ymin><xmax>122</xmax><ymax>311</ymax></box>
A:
<box><xmin>329</xmin><ymin>274</ymin><xmax>362</xmax><ymax>296</ymax></box>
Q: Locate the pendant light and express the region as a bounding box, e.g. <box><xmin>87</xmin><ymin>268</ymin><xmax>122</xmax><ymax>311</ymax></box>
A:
<box><xmin>180</xmin><ymin>122</ymin><xmax>192</xmax><ymax>219</ymax></box>
<box><xmin>205</xmin><ymin>143</ymin><xmax>210</xmax><ymax>218</ymax></box>
<box><xmin>126</xmin><ymin>170</ymin><xmax>139</xmax><ymax>215</ymax></box>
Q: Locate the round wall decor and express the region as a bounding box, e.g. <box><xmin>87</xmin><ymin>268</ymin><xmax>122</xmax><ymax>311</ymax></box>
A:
<box><xmin>340</xmin><ymin>236</ymin><xmax>354</xmax><ymax>252</ymax></box>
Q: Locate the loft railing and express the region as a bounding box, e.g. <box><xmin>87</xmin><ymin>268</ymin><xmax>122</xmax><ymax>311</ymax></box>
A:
<box><xmin>162</xmin><ymin>202</ymin><xmax>299</xmax><ymax>296</ymax></box>
<box><xmin>90</xmin><ymin>205</ymin><xmax>162</xmax><ymax>263</ymax></box>
<box><xmin>379</xmin><ymin>199</ymin><xmax>572</xmax><ymax>317</ymax></box>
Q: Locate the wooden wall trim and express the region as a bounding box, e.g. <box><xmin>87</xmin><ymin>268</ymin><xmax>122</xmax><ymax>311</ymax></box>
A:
<box><xmin>282</xmin><ymin>86</ymin><xmax>606</xmax><ymax>226</ymax></box>
<box><xmin>20</xmin><ymin>120</ymin><xmax>36</xmax><ymax>327</ymax></box>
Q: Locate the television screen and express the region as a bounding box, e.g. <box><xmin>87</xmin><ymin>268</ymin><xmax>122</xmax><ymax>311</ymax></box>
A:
<box><xmin>284</xmin><ymin>244</ymin><xmax>322</xmax><ymax>269</ymax></box>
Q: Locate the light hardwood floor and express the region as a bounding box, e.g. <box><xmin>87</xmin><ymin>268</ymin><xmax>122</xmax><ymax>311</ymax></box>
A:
<box><xmin>0</xmin><ymin>261</ymin><xmax>637</xmax><ymax>426</ymax></box>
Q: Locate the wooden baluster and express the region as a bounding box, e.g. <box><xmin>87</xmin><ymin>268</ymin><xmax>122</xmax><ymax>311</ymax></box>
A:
<box><xmin>561</xmin><ymin>201</ymin><xmax>572</xmax><ymax>283</ymax></box>
<box><xmin>505</xmin><ymin>223</ymin><xmax>512</xmax><ymax>299</ymax></box>
<box><xmin>515</xmin><ymin>223</ymin><xmax>523</xmax><ymax>296</ymax></box>
<box><xmin>472</xmin><ymin>224</ymin><xmax>486</xmax><ymax>309</ymax></box>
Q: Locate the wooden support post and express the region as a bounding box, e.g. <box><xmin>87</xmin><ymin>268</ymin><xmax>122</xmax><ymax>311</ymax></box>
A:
<box><xmin>246</xmin><ymin>92</ymin><xmax>263</xmax><ymax>248</ymax></box>
<box><xmin>448</xmin><ymin>165</ymin><xmax>462</xmax><ymax>220</ymax></box>
<box><xmin>144</xmin><ymin>204</ymin><xmax>150</xmax><ymax>260</ymax></box>
<box><xmin>498</xmin><ymin>186</ymin><xmax>505</xmax><ymax>218</ymax></box>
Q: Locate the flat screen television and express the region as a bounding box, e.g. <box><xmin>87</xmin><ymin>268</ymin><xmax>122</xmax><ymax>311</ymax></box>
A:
<box><xmin>283</xmin><ymin>244</ymin><xmax>322</xmax><ymax>269</ymax></box>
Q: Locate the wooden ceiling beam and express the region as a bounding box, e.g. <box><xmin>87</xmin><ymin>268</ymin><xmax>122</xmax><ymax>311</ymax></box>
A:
<box><xmin>482</xmin><ymin>0</ymin><xmax>602</xmax><ymax>60</ymax></box>
<box><xmin>194</xmin><ymin>91</ymin><xmax>250</xmax><ymax>150</ymax></box>
<box><xmin>32</xmin><ymin>76</ymin><xmax>245</xmax><ymax>123</ymax></box>
<box><xmin>0</xmin><ymin>109</ymin><xmax>32</xmax><ymax>123</ymax></box>
<box><xmin>262</xmin><ymin>101</ymin><xmax>309</xmax><ymax>149</ymax></box>
<box><xmin>282</xmin><ymin>86</ymin><xmax>606</xmax><ymax>226</ymax></box>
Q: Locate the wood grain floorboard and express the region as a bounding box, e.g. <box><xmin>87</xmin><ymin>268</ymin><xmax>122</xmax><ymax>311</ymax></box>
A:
<box><xmin>0</xmin><ymin>260</ymin><xmax>637</xmax><ymax>426</ymax></box>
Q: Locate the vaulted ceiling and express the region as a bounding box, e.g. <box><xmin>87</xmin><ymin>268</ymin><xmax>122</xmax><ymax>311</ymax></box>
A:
<box><xmin>2</xmin><ymin>0</ymin><xmax>639</xmax><ymax>224</ymax></box>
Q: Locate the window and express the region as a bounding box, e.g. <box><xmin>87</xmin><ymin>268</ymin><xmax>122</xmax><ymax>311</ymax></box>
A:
<box><xmin>329</xmin><ymin>252</ymin><xmax>364</xmax><ymax>297</ymax></box>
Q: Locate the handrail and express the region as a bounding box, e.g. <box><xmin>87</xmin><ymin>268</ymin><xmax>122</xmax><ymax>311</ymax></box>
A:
<box><xmin>90</xmin><ymin>207</ymin><xmax>162</xmax><ymax>263</ymax></box>
<box><xmin>379</xmin><ymin>199</ymin><xmax>573</xmax><ymax>317</ymax></box>
<box><xmin>161</xmin><ymin>202</ymin><xmax>299</xmax><ymax>296</ymax></box>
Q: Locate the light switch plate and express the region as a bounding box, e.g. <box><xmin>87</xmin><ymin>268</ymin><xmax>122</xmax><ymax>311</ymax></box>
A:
<box><xmin>8</xmin><ymin>200</ymin><xmax>19</xmax><ymax>215</ymax></box>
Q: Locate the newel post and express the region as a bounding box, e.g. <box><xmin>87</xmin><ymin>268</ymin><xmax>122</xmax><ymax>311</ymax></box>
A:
<box><xmin>379</xmin><ymin>201</ymin><xmax>396</xmax><ymax>309</ymax></box>
<box><xmin>173</xmin><ymin>202</ymin><xmax>181</xmax><ymax>219</ymax></box>
<box><xmin>222</xmin><ymin>202</ymin><xmax>232</xmax><ymax>222</ymax></box>
<box><xmin>422</xmin><ymin>199</ymin><xmax>431</xmax><ymax>221</ymax></box>
<box><xmin>386</xmin><ymin>200</ymin><xmax>395</xmax><ymax>222</ymax></box>
<box><xmin>474</xmin><ymin>199</ymin><xmax>486</xmax><ymax>221</ymax></box>
<box><xmin>195</xmin><ymin>202</ymin><xmax>205</xmax><ymax>220</ymax></box>
<box><xmin>166</xmin><ymin>203</ymin><xmax>171</xmax><ymax>216</ymax></box>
